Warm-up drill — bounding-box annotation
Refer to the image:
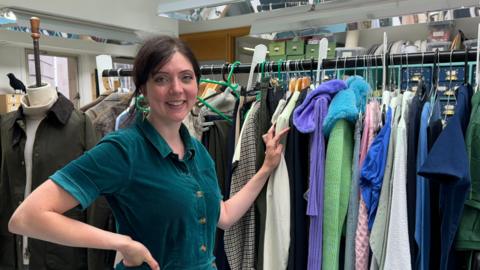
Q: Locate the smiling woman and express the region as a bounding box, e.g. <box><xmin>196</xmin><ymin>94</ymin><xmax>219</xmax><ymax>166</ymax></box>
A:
<box><xmin>8</xmin><ymin>35</ymin><xmax>289</xmax><ymax>270</ymax></box>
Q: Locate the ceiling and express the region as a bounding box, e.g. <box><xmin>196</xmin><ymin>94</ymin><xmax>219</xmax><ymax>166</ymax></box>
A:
<box><xmin>0</xmin><ymin>0</ymin><xmax>478</xmax><ymax>56</ymax></box>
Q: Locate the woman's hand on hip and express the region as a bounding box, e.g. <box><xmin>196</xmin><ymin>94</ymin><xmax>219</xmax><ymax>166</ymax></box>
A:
<box><xmin>119</xmin><ymin>236</ymin><xmax>159</xmax><ymax>270</ymax></box>
<box><xmin>261</xmin><ymin>125</ymin><xmax>290</xmax><ymax>173</ymax></box>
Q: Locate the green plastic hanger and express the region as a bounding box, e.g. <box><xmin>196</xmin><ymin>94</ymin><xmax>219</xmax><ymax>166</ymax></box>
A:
<box><xmin>196</xmin><ymin>96</ymin><xmax>233</xmax><ymax>124</ymax></box>
<box><xmin>196</xmin><ymin>61</ymin><xmax>242</xmax><ymax>124</ymax></box>
<box><xmin>200</xmin><ymin>61</ymin><xmax>241</xmax><ymax>99</ymax></box>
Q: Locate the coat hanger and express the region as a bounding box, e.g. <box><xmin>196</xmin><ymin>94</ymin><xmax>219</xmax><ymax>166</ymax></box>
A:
<box><xmin>196</xmin><ymin>61</ymin><xmax>242</xmax><ymax>124</ymax></box>
<box><xmin>334</xmin><ymin>56</ymin><xmax>339</xmax><ymax>80</ymax></box>
<box><xmin>287</xmin><ymin>60</ymin><xmax>296</xmax><ymax>93</ymax></box>
<box><xmin>200</xmin><ymin>61</ymin><xmax>240</xmax><ymax>99</ymax></box>
<box><xmin>301</xmin><ymin>60</ymin><xmax>311</xmax><ymax>89</ymax></box>
<box><xmin>430</xmin><ymin>50</ymin><xmax>440</xmax><ymax>102</ymax></box>
<box><xmin>416</xmin><ymin>51</ymin><xmax>427</xmax><ymax>99</ymax></box>
<box><xmin>316</xmin><ymin>38</ymin><xmax>328</xmax><ymax>87</ymax></box>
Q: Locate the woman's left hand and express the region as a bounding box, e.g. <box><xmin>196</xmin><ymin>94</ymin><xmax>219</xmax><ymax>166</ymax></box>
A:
<box><xmin>261</xmin><ymin>125</ymin><xmax>290</xmax><ymax>173</ymax></box>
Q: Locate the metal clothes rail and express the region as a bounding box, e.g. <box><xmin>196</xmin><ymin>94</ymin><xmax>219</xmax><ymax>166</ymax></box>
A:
<box><xmin>102</xmin><ymin>50</ymin><xmax>478</xmax><ymax>77</ymax></box>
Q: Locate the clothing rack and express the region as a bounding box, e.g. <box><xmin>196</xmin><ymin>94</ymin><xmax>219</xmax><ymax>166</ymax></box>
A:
<box><xmin>102</xmin><ymin>50</ymin><xmax>478</xmax><ymax>77</ymax></box>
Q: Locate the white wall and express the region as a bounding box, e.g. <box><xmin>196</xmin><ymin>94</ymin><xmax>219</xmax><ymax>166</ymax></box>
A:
<box><xmin>0</xmin><ymin>45</ymin><xmax>26</xmax><ymax>94</ymax></box>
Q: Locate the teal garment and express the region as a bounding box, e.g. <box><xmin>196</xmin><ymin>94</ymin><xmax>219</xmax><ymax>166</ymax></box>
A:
<box><xmin>50</xmin><ymin>115</ymin><xmax>222</xmax><ymax>270</ymax></box>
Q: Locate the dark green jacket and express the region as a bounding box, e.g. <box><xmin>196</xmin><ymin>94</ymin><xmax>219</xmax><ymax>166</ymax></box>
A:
<box><xmin>0</xmin><ymin>94</ymin><xmax>98</xmax><ymax>270</ymax></box>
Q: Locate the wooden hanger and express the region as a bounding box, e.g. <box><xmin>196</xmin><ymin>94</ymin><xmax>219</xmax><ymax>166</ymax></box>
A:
<box><xmin>294</xmin><ymin>77</ymin><xmax>303</xmax><ymax>92</ymax></box>
<box><xmin>289</xmin><ymin>77</ymin><xmax>297</xmax><ymax>93</ymax></box>
<box><xmin>301</xmin><ymin>76</ymin><xmax>310</xmax><ymax>90</ymax></box>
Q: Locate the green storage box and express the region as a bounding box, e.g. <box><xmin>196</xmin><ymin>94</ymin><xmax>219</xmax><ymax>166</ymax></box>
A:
<box><xmin>269</xmin><ymin>55</ymin><xmax>286</xmax><ymax>62</ymax></box>
<box><xmin>286</xmin><ymin>39</ymin><xmax>305</xmax><ymax>55</ymax></box>
<box><xmin>305</xmin><ymin>43</ymin><xmax>337</xmax><ymax>59</ymax></box>
<box><xmin>268</xmin><ymin>41</ymin><xmax>286</xmax><ymax>56</ymax></box>
<box><xmin>328</xmin><ymin>43</ymin><xmax>336</xmax><ymax>59</ymax></box>
<box><xmin>305</xmin><ymin>44</ymin><xmax>318</xmax><ymax>59</ymax></box>
<box><xmin>286</xmin><ymin>55</ymin><xmax>305</xmax><ymax>61</ymax></box>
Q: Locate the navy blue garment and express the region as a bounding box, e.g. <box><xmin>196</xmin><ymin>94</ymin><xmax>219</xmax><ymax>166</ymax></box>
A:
<box><xmin>286</xmin><ymin>90</ymin><xmax>309</xmax><ymax>270</ymax></box>
<box><xmin>427</xmin><ymin>100</ymin><xmax>443</xmax><ymax>270</ymax></box>
<box><xmin>359</xmin><ymin>107</ymin><xmax>393</xmax><ymax>230</ymax></box>
<box><xmin>418</xmin><ymin>84</ymin><xmax>473</xmax><ymax>270</ymax></box>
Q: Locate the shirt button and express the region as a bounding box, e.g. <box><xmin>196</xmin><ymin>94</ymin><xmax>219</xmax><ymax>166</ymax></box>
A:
<box><xmin>21</xmin><ymin>161</ymin><xmax>25</xmax><ymax>166</ymax></box>
<box><xmin>199</xmin><ymin>217</ymin><xmax>207</xmax><ymax>224</ymax></box>
<box><xmin>200</xmin><ymin>244</ymin><xmax>207</xmax><ymax>252</ymax></box>
<box><xmin>196</xmin><ymin>191</ymin><xmax>204</xmax><ymax>198</ymax></box>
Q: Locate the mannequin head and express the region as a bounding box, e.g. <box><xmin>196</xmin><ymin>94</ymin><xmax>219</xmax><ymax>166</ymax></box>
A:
<box><xmin>26</xmin><ymin>83</ymin><xmax>58</xmax><ymax>107</ymax></box>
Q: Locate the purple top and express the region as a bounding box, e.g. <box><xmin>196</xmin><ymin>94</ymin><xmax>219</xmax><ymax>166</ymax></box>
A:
<box><xmin>293</xmin><ymin>80</ymin><xmax>347</xmax><ymax>270</ymax></box>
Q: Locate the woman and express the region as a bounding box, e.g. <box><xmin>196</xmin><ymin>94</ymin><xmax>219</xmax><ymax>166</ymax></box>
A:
<box><xmin>8</xmin><ymin>35</ymin><xmax>289</xmax><ymax>270</ymax></box>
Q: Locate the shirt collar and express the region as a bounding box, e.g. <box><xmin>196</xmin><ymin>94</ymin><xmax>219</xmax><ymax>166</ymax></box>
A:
<box><xmin>9</xmin><ymin>93</ymin><xmax>73</xmax><ymax>129</ymax></box>
<box><xmin>135</xmin><ymin>114</ymin><xmax>196</xmax><ymax>160</ymax></box>
<box><xmin>9</xmin><ymin>93</ymin><xmax>74</xmax><ymax>146</ymax></box>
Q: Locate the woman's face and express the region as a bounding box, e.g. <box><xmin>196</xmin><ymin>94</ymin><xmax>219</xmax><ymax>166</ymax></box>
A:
<box><xmin>143</xmin><ymin>51</ymin><xmax>198</xmax><ymax>126</ymax></box>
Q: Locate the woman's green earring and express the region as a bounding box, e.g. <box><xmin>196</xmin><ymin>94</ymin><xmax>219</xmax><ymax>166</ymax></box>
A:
<box><xmin>135</xmin><ymin>94</ymin><xmax>150</xmax><ymax>114</ymax></box>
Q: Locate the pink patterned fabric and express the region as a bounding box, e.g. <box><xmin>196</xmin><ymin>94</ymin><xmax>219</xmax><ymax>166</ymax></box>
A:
<box><xmin>355</xmin><ymin>101</ymin><xmax>381</xmax><ymax>270</ymax></box>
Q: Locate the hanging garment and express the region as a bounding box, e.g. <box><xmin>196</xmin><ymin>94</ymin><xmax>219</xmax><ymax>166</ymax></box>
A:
<box><xmin>415</xmin><ymin>101</ymin><xmax>432</xmax><ymax>270</ymax></box>
<box><xmin>359</xmin><ymin>107</ymin><xmax>393</xmax><ymax>231</ymax></box>
<box><xmin>369</xmin><ymin>94</ymin><xmax>403</xmax><ymax>270</ymax></box>
<box><xmin>0</xmin><ymin>94</ymin><xmax>97</xmax><ymax>270</ymax></box>
<box><xmin>456</xmin><ymin>90</ymin><xmax>480</xmax><ymax>252</ymax></box>
<box><xmin>323</xmin><ymin>120</ymin><xmax>354</xmax><ymax>270</ymax></box>
<box><xmin>322</xmin><ymin>76</ymin><xmax>370</xmax><ymax>270</ymax></box>
<box><xmin>264</xmin><ymin>88</ymin><xmax>303</xmax><ymax>270</ymax></box>
<box><xmin>383</xmin><ymin>91</ymin><xmax>414</xmax><ymax>269</ymax></box>
<box><xmin>80</xmin><ymin>94</ymin><xmax>107</xmax><ymax>112</ymax></box>
<box><xmin>213</xmin><ymin>98</ymin><xmax>240</xmax><ymax>270</ymax></box>
<box><xmin>201</xmin><ymin>118</ymin><xmax>232</xmax><ymax>270</ymax></box>
<box><xmin>224</xmin><ymin>102</ymin><xmax>260</xmax><ymax>270</ymax></box>
<box><xmin>255</xmin><ymin>80</ymin><xmax>285</xmax><ymax>270</ymax></box>
<box><xmin>285</xmin><ymin>90</ymin><xmax>309</xmax><ymax>270</ymax></box>
<box><xmin>418</xmin><ymin>84</ymin><xmax>473</xmax><ymax>270</ymax></box>
<box><xmin>85</xmin><ymin>92</ymin><xmax>128</xmax><ymax>122</ymax></box>
<box><xmin>322</xmin><ymin>76</ymin><xmax>370</xmax><ymax>135</ymax></box>
<box><xmin>203</xmin><ymin>119</ymin><xmax>232</xmax><ymax>194</ymax></box>
<box><xmin>344</xmin><ymin>118</ymin><xmax>362</xmax><ymax>270</ymax></box>
<box><xmin>293</xmin><ymin>79</ymin><xmax>347</xmax><ymax>270</ymax></box>
<box><xmin>427</xmin><ymin>100</ymin><xmax>443</xmax><ymax>270</ymax></box>
<box><xmin>356</xmin><ymin>100</ymin><xmax>382</xmax><ymax>270</ymax></box>
<box><xmin>406</xmin><ymin>95</ymin><xmax>426</xmax><ymax>268</ymax></box>
<box><xmin>90</xmin><ymin>93</ymin><xmax>131</xmax><ymax>138</ymax></box>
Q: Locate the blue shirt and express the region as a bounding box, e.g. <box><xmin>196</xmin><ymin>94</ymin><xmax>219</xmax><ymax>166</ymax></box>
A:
<box><xmin>418</xmin><ymin>85</ymin><xmax>473</xmax><ymax>270</ymax></box>
<box><xmin>51</xmin><ymin>115</ymin><xmax>222</xmax><ymax>270</ymax></box>
<box><xmin>415</xmin><ymin>101</ymin><xmax>431</xmax><ymax>270</ymax></box>
<box><xmin>359</xmin><ymin>107</ymin><xmax>392</xmax><ymax>230</ymax></box>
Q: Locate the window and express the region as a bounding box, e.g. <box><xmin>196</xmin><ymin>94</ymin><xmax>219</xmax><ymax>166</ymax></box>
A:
<box><xmin>26</xmin><ymin>50</ymin><xmax>79</xmax><ymax>107</ymax></box>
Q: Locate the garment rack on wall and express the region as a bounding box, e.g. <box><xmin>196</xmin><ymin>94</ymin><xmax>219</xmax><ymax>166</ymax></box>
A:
<box><xmin>102</xmin><ymin>50</ymin><xmax>478</xmax><ymax>77</ymax></box>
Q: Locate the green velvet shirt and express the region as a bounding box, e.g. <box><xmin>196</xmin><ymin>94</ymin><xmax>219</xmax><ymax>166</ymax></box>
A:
<box><xmin>50</xmin><ymin>116</ymin><xmax>222</xmax><ymax>270</ymax></box>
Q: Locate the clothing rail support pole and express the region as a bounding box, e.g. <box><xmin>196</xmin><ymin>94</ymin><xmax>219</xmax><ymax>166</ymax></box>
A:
<box><xmin>382</xmin><ymin>32</ymin><xmax>387</xmax><ymax>91</ymax></box>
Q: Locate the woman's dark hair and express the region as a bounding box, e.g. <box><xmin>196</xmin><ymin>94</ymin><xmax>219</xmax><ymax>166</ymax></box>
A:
<box><xmin>126</xmin><ymin>35</ymin><xmax>200</xmax><ymax>119</ymax></box>
<box><xmin>133</xmin><ymin>35</ymin><xmax>200</xmax><ymax>96</ymax></box>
